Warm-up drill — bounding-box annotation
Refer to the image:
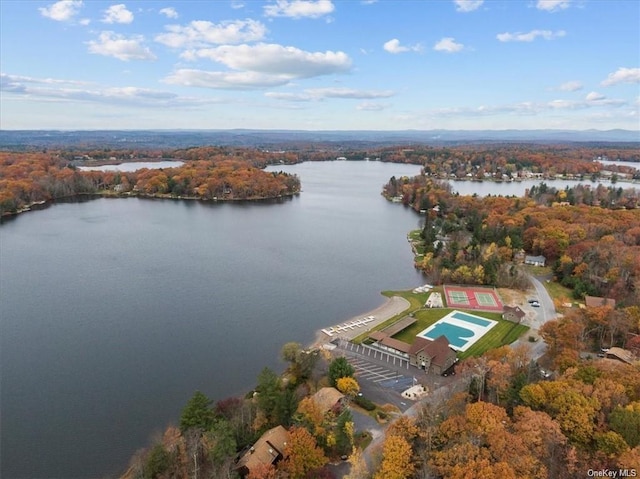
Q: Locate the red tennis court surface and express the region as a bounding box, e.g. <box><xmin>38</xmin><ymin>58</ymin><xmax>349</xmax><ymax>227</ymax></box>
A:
<box><xmin>443</xmin><ymin>285</ymin><xmax>504</xmax><ymax>312</ymax></box>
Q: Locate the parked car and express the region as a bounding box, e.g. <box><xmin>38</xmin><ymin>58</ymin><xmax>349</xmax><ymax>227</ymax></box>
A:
<box><xmin>531</xmin><ymin>301</ymin><xmax>540</xmax><ymax>307</ymax></box>
<box><xmin>528</xmin><ymin>299</ymin><xmax>538</xmax><ymax>304</ymax></box>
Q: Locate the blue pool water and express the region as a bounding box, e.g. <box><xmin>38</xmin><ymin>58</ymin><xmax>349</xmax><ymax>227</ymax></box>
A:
<box><xmin>451</xmin><ymin>311</ymin><xmax>492</xmax><ymax>327</ymax></box>
<box><xmin>423</xmin><ymin>323</ymin><xmax>473</xmax><ymax>348</ymax></box>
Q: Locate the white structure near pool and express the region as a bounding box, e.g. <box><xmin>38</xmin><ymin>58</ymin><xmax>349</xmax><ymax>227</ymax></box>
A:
<box><xmin>416</xmin><ymin>310</ymin><xmax>498</xmax><ymax>352</ymax></box>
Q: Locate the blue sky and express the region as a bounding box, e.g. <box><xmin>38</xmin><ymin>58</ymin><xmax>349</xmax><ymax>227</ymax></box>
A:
<box><xmin>1</xmin><ymin>0</ymin><xmax>638</xmax><ymax>130</ymax></box>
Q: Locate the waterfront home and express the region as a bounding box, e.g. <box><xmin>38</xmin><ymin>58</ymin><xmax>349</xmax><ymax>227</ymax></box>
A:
<box><xmin>310</xmin><ymin>387</ymin><xmax>346</xmax><ymax>415</ymax></box>
<box><xmin>585</xmin><ymin>295</ymin><xmax>616</xmax><ymax>308</ymax></box>
<box><xmin>236</xmin><ymin>425</ymin><xmax>290</xmax><ymax>477</ymax></box>
<box><xmin>409</xmin><ymin>335</ymin><xmax>457</xmax><ymax>375</ymax></box>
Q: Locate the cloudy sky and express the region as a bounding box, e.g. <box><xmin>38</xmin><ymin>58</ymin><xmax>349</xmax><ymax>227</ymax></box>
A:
<box><xmin>1</xmin><ymin>0</ymin><xmax>638</xmax><ymax>130</ymax></box>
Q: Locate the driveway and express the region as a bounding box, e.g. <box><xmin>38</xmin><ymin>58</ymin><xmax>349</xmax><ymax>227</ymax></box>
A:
<box><xmin>510</xmin><ymin>274</ymin><xmax>557</xmax><ymax>359</ymax></box>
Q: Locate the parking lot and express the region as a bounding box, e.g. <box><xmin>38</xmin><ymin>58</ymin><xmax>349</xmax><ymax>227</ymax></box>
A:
<box><xmin>348</xmin><ymin>356</ymin><xmax>416</xmax><ymax>392</ymax></box>
<box><xmin>330</xmin><ymin>338</ymin><xmax>462</xmax><ymax>411</ymax></box>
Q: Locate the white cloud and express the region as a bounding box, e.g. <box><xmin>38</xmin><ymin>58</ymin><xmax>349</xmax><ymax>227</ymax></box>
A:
<box><xmin>454</xmin><ymin>0</ymin><xmax>483</xmax><ymax>12</ymax></box>
<box><xmin>601</xmin><ymin>67</ymin><xmax>640</xmax><ymax>86</ymax></box>
<box><xmin>79</xmin><ymin>18</ymin><xmax>91</xmax><ymax>25</ymax></box>
<box><xmin>558</xmin><ymin>80</ymin><xmax>583</xmax><ymax>91</ymax></box>
<box><xmin>536</xmin><ymin>0</ymin><xmax>571</xmax><ymax>12</ymax></box>
<box><xmin>356</xmin><ymin>102</ymin><xmax>388</xmax><ymax>111</ymax></box>
<box><xmin>586</xmin><ymin>91</ymin><xmax>605</xmax><ymax>102</ymax></box>
<box><xmin>1</xmin><ymin>73</ymin><xmax>216</xmax><ymax>108</ymax></box>
<box><xmin>102</xmin><ymin>4</ymin><xmax>134</xmax><ymax>24</ymax></box>
<box><xmin>433</xmin><ymin>37</ymin><xmax>464</xmax><ymax>53</ymax></box>
<box><xmin>264</xmin><ymin>0</ymin><xmax>335</xmax><ymax>18</ymax></box>
<box><xmin>181</xmin><ymin>43</ymin><xmax>352</xmax><ymax>79</ymax></box>
<box><xmin>383</xmin><ymin>38</ymin><xmax>421</xmax><ymax>54</ymax></box>
<box><xmin>305</xmin><ymin>87</ymin><xmax>394</xmax><ymax>99</ymax></box>
<box><xmin>497</xmin><ymin>30</ymin><xmax>566</xmax><ymax>42</ymax></box>
<box><xmin>87</xmin><ymin>32</ymin><xmax>156</xmax><ymax>61</ymax></box>
<box><xmin>155</xmin><ymin>19</ymin><xmax>267</xmax><ymax>48</ymax></box>
<box><xmin>159</xmin><ymin>7</ymin><xmax>178</xmax><ymax>19</ymax></box>
<box><xmin>265</xmin><ymin>87</ymin><xmax>394</xmax><ymax>101</ymax></box>
<box><xmin>39</xmin><ymin>0</ymin><xmax>83</xmax><ymax>21</ymax></box>
<box><xmin>164</xmin><ymin>69</ymin><xmax>291</xmax><ymax>90</ymax></box>
<box><xmin>265</xmin><ymin>92</ymin><xmax>312</xmax><ymax>101</ymax></box>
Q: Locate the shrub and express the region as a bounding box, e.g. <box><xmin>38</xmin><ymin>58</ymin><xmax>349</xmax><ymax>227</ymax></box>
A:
<box><xmin>354</xmin><ymin>395</ymin><xmax>375</xmax><ymax>411</ymax></box>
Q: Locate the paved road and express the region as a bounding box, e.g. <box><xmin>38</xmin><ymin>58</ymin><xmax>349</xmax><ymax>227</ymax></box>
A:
<box><xmin>510</xmin><ymin>274</ymin><xmax>557</xmax><ymax>359</ymax></box>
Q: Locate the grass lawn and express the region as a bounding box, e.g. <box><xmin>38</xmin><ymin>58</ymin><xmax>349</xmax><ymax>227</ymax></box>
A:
<box><xmin>354</xmin><ymin>288</ymin><xmax>529</xmax><ymax>357</ymax></box>
<box><xmin>543</xmin><ymin>280</ymin><xmax>574</xmax><ymax>303</ymax></box>
<box><xmin>458</xmin><ymin>321</ymin><xmax>529</xmax><ymax>359</ymax></box>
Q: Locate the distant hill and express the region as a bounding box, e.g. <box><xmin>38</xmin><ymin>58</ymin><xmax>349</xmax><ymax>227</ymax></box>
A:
<box><xmin>0</xmin><ymin>129</ymin><xmax>638</xmax><ymax>150</ymax></box>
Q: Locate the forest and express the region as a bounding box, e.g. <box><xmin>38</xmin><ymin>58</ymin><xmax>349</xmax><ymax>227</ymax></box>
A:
<box><xmin>0</xmin><ymin>147</ymin><xmax>301</xmax><ymax>216</ymax></box>
<box><xmin>383</xmin><ymin>174</ymin><xmax>640</xmax><ymax>308</ymax></box>
<box><xmin>2</xmin><ymin>143</ymin><xmax>639</xmax><ymax>217</ymax></box>
<box><xmin>3</xmin><ymin>142</ymin><xmax>639</xmax><ymax>478</ymax></box>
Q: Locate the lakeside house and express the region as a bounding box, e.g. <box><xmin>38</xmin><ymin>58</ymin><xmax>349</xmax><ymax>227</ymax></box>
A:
<box><xmin>524</xmin><ymin>255</ymin><xmax>546</xmax><ymax>267</ymax></box>
<box><xmin>309</xmin><ymin>387</ymin><xmax>346</xmax><ymax>415</ymax></box>
<box><xmin>368</xmin><ymin>331</ymin><xmax>457</xmax><ymax>375</ymax></box>
<box><xmin>236</xmin><ymin>425</ymin><xmax>290</xmax><ymax>477</ymax></box>
<box><xmin>409</xmin><ymin>336</ymin><xmax>457</xmax><ymax>375</ymax></box>
<box><xmin>502</xmin><ymin>305</ymin><xmax>526</xmax><ymax>323</ymax></box>
<box><xmin>585</xmin><ymin>295</ymin><xmax>616</xmax><ymax>308</ymax></box>
<box><xmin>605</xmin><ymin>347</ymin><xmax>636</xmax><ymax>365</ymax></box>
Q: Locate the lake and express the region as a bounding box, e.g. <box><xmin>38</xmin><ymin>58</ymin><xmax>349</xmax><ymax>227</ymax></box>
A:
<box><xmin>77</xmin><ymin>160</ymin><xmax>185</xmax><ymax>172</ymax></box>
<box><xmin>1</xmin><ymin>161</ymin><xmax>425</xmax><ymax>479</ymax></box>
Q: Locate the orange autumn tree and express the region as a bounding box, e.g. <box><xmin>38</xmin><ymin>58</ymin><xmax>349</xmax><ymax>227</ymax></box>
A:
<box><xmin>374</xmin><ymin>434</ymin><xmax>415</xmax><ymax>479</ymax></box>
<box><xmin>279</xmin><ymin>426</ymin><xmax>327</xmax><ymax>479</ymax></box>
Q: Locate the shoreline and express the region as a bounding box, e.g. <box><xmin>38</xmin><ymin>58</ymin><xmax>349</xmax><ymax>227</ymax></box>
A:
<box><xmin>308</xmin><ymin>295</ymin><xmax>411</xmax><ymax>349</ymax></box>
<box><xmin>0</xmin><ymin>190</ymin><xmax>300</xmax><ymax>220</ymax></box>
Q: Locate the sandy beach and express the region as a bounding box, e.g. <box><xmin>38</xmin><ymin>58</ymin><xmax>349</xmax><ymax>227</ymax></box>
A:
<box><xmin>310</xmin><ymin>295</ymin><xmax>411</xmax><ymax>347</ymax></box>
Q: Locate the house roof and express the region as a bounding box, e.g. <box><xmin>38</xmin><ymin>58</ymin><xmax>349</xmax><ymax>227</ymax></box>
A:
<box><xmin>369</xmin><ymin>331</ymin><xmax>412</xmax><ymax>354</ymax></box>
<box><xmin>525</xmin><ymin>255</ymin><xmax>546</xmax><ymax>263</ymax></box>
<box><xmin>503</xmin><ymin>305</ymin><xmax>526</xmax><ymax>319</ymax></box>
<box><xmin>369</xmin><ymin>331</ymin><xmax>387</xmax><ymax>342</ymax></box>
<box><xmin>585</xmin><ymin>296</ymin><xmax>616</xmax><ymax>308</ymax></box>
<box><xmin>379</xmin><ymin>336</ymin><xmax>412</xmax><ymax>354</ymax></box>
<box><xmin>311</xmin><ymin>387</ymin><xmax>345</xmax><ymax>414</ymax></box>
<box><xmin>380</xmin><ymin>316</ymin><xmax>417</xmax><ymax>336</ymax></box>
<box><xmin>409</xmin><ymin>335</ymin><xmax>455</xmax><ymax>367</ymax></box>
<box><xmin>605</xmin><ymin>347</ymin><xmax>635</xmax><ymax>364</ymax></box>
<box><xmin>236</xmin><ymin>425</ymin><xmax>290</xmax><ymax>472</ymax></box>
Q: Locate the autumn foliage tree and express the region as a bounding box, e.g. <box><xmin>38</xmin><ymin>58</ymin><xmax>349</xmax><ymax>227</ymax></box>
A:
<box><xmin>279</xmin><ymin>426</ymin><xmax>328</xmax><ymax>479</ymax></box>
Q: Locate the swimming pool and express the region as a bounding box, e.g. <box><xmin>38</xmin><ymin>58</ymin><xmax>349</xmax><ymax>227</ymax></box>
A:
<box><xmin>422</xmin><ymin>322</ymin><xmax>473</xmax><ymax>348</ymax></box>
<box><xmin>416</xmin><ymin>310</ymin><xmax>498</xmax><ymax>352</ymax></box>
<box><xmin>451</xmin><ymin>311</ymin><xmax>492</xmax><ymax>327</ymax></box>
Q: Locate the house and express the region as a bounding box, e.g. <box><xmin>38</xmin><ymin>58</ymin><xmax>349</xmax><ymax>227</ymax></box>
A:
<box><xmin>585</xmin><ymin>296</ymin><xmax>616</xmax><ymax>308</ymax></box>
<box><xmin>605</xmin><ymin>347</ymin><xmax>635</xmax><ymax>365</ymax></box>
<box><xmin>236</xmin><ymin>425</ymin><xmax>290</xmax><ymax>477</ymax></box>
<box><xmin>409</xmin><ymin>335</ymin><xmax>457</xmax><ymax>375</ymax></box>
<box><xmin>310</xmin><ymin>387</ymin><xmax>346</xmax><ymax>415</ymax></box>
<box><xmin>503</xmin><ymin>305</ymin><xmax>526</xmax><ymax>323</ymax></box>
<box><xmin>525</xmin><ymin>255</ymin><xmax>546</xmax><ymax>267</ymax></box>
<box><xmin>368</xmin><ymin>331</ymin><xmax>411</xmax><ymax>358</ymax></box>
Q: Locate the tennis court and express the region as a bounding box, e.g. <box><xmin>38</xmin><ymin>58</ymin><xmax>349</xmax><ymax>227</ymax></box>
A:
<box><xmin>443</xmin><ymin>285</ymin><xmax>504</xmax><ymax>312</ymax></box>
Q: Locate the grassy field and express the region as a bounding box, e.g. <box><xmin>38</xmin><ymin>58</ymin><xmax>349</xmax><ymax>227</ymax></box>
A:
<box><xmin>354</xmin><ymin>288</ymin><xmax>529</xmax><ymax>358</ymax></box>
<box><xmin>542</xmin><ymin>280</ymin><xmax>574</xmax><ymax>303</ymax></box>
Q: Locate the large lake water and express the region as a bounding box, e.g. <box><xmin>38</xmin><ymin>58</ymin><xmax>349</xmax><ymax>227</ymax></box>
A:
<box><xmin>1</xmin><ymin>161</ymin><xmax>426</xmax><ymax>479</ymax></box>
<box><xmin>2</xmin><ymin>161</ymin><xmax>635</xmax><ymax>478</ymax></box>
